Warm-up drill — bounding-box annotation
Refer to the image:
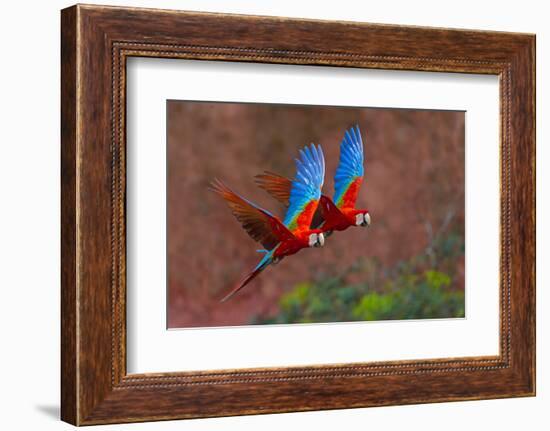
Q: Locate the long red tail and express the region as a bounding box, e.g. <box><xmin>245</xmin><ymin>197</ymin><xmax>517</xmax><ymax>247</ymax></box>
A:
<box><xmin>220</xmin><ymin>257</ymin><xmax>272</xmax><ymax>302</ymax></box>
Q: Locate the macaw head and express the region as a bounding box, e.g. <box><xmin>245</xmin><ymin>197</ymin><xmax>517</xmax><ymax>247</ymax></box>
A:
<box><xmin>308</xmin><ymin>229</ymin><xmax>325</xmax><ymax>248</ymax></box>
<box><xmin>354</xmin><ymin>210</ymin><xmax>371</xmax><ymax>228</ymax></box>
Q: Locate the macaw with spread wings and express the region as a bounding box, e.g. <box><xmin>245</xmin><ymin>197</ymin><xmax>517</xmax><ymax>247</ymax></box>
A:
<box><xmin>255</xmin><ymin>125</ymin><xmax>370</xmax><ymax>236</ymax></box>
<box><xmin>211</xmin><ymin>143</ymin><xmax>326</xmax><ymax>302</ymax></box>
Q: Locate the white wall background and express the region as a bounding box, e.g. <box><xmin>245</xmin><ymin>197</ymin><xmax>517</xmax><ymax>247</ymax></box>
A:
<box><xmin>0</xmin><ymin>0</ymin><xmax>546</xmax><ymax>429</ymax></box>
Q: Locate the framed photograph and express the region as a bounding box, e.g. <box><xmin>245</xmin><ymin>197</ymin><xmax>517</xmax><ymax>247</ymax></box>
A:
<box><xmin>61</xmin><ymin>4</ymin><xmax>535</xmax><ymax>425</ymax></box>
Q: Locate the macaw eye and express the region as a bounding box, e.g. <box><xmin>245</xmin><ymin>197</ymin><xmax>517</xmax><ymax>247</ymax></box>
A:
<box><xmin>355</xmin><ymin>213</ymin><xmax>364</xmax><ymax>226</ymax></box>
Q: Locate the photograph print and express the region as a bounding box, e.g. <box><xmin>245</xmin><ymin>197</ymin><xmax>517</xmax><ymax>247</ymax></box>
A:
<box><xmin>167</xmin><ymin>101</ymin><xmax>465</xmax><ymax>329</ymax></box>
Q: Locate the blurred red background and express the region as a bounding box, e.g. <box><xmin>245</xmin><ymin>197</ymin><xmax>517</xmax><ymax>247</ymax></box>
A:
<box><xmin>167</xmin><ymin>101</ymin><xmax>465</xmax><ymax>328</ymax></box>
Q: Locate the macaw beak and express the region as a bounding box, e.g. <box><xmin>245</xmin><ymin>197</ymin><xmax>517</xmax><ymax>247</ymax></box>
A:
<box><xmin>310</xmin><ymin>232</ymin><xmax>325</xmax><ymax>247</ymax></box>
<box><xmin>362</xmin><ymin>213</ymin><xmax>371</xmax><ymax>227</ymax></box>
<box><xmin>316</xmin><ymin>232</ymin><xmax>325</xmax><ymax>247</ymax></box>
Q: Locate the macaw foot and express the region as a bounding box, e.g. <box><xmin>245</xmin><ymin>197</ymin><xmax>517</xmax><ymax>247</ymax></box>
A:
<box><xmin>325</xmin><ymin>230</ymin><xmax>333</xmax><ymax>238</ymax></box>
<box><xmin>272</xmin><ymin>256</ymin><xmax>281</xmax><ymax>265</ymax></box>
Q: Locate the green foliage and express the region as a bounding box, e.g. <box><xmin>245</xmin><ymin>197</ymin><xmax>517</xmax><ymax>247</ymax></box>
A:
<box><xmin>353</xmin><ymin>292</ymin><xmax>394</xmax><ymax>321</ymax></box>
<box><xmin>351</xmin><ymin>270</ymin><xmax>463</xmax><ymax>321</ymax></box>
<box><xmin>254</xmin><ymin>231</ymin><xmax>465</xmax><ymax>325</ymax></box>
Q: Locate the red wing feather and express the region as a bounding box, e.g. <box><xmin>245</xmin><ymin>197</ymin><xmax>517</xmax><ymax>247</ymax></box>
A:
<box><xmin>210</xmin><ymin>179</ymin><xmax>294</xmax><ymax>250</ymax></box>
<box><xmin>318</xmin><ymin>194</ymin><xmax>348</xmax><ymax>230</ymax></box>
<box><xmin>255</xmin><ymin>171</ymin><xmax>292</xmax><ymax>205</ymax></box>
<box><xmin>337</xmin><ymin>176</ymin><xmax>363</xmax><ymax>210</ymax></box>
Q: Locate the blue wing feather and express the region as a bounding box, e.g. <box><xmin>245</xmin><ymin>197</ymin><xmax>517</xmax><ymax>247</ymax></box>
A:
<box><xmin>283</xmin><ymin>143</ymin><xmax>325</xmax><ymax>230</ymax></box>
<box><xmin>333</xmin><ymin>125</ymin><xmax>364</xmax><ymax>206</ymax></box>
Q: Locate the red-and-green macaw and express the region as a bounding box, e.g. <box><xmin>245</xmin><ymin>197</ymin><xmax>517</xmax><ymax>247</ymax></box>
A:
<box><xmin>255</xmin><ymin>125</ymin><xmax>371</xmax><ymax>236</ymax></box>
<box><xmin>211</xmin><ymin>143</ymin><xmax>326</xmax><ymax>302</ymax></box>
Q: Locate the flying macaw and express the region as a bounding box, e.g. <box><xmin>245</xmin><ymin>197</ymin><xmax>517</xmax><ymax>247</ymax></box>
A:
<box><xmin>210</xmin><ymin>143</ymin><xmax>326</xmax><ymax>302</ymax></box>
<box><xmin>255</xmin><ymin>125</ymin><xmax>371</xmax><ymax>236</ymax></box>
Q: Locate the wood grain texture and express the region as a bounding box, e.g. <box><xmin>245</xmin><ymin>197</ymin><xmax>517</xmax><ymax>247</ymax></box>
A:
<box><xmin>60</xmin><ymin>4</ymin><xmax>535</xmax><ymax>425</ymax></box>
<box><xmin>60</xmin><ymin>5</ymin><xmax>78</xmax><ymax>425</ymax></box>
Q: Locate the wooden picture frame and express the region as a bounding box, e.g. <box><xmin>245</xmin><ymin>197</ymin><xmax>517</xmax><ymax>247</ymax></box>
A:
<box><xmin>61</xmin><ymin>4</ymin><xmax>535</xmax><ymax>425</ymax></box>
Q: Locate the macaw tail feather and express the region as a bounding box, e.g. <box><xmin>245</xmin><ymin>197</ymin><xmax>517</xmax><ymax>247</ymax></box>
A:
<box><xmin>220</xmin><ymin>253</ymin><xmax>273</xmax><ymax>303</ymax></box>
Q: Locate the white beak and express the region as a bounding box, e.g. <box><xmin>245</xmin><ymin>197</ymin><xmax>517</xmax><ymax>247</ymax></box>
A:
<box><xmin>317</xmin><ymin>232</ymin><xmax>325</xmax><ymax>247</ymax></box>
<box><xmin>309</xmin><ymin>233</ymin><xmax>325</xmax><ymax>247</ymax></box>
<box><xmin>363</xmin><ymin>213</ymin><xmax>371</xmax><ymax>226</ymax></box>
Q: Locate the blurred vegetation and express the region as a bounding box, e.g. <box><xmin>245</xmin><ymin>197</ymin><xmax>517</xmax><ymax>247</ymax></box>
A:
<box><xmin>167</xmin><ymin>101</ymin><xmax>465</xmax><ymax>328</ymax></box>
<box><xmin>252</xmin><ymin>229</ymin><xmax>464</xmax><ymax>324</ymax></box>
